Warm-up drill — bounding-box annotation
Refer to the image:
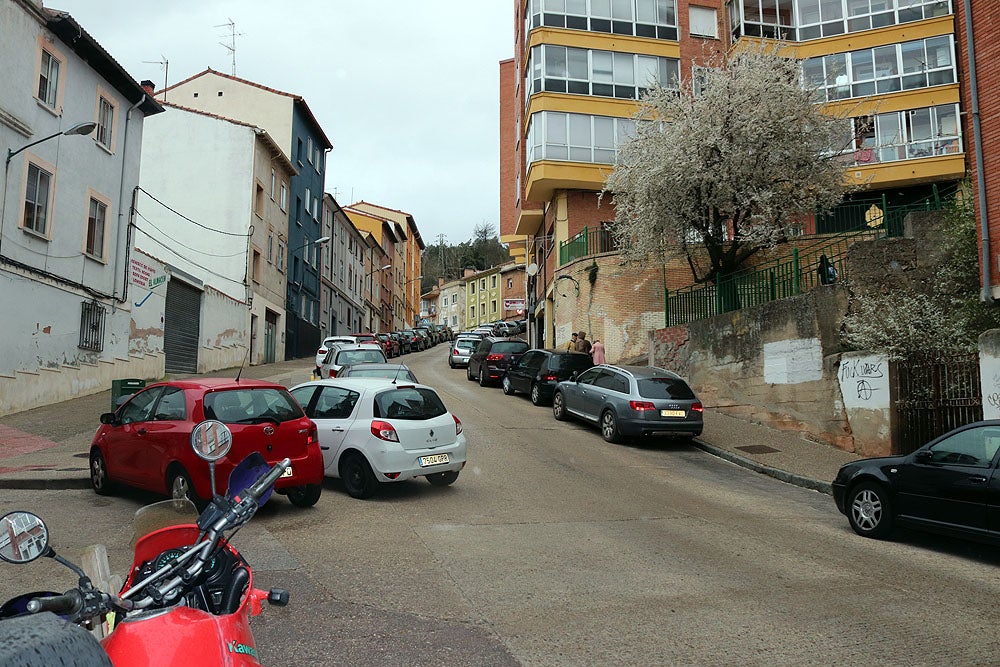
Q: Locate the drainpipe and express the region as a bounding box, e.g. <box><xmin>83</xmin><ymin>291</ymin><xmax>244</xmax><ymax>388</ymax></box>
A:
<box><xmin>115</xmin><ymin>94</ymin><xmax>146</xmax><ymax>303</ymax></box>
<box><xmin>963</xmin><ymin>0</ymin><xmax>992</xmax><ymax>302</ymax></box>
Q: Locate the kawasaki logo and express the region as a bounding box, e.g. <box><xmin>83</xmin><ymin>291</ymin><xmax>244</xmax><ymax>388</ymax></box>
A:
<box><xmin>227</xmin><ymin>641</ymin><xmax>259</xmax><ymax>659</ymax></box>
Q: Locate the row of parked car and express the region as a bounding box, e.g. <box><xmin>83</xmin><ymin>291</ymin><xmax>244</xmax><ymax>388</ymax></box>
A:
<box><xmin>447</xmin><ymin>334</ymin><xmax>704</xmax><ymax>444</ymax></box>
<box><xmin>315</xmin><ymin>325</ymin><xmax>454</xmax><ymax>372</ymax></box>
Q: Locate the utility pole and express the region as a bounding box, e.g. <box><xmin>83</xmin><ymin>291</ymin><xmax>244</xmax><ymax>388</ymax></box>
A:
<box><xmin>436</xmin><ymin>233</ymin><xmax>447</xmax><ymax>278</ymax></box>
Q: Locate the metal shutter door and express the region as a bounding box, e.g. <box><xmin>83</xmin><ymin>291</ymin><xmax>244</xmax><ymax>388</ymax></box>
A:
<box><xmin>164</xmin><ymin>279</ymin><xmax>201</xmax><ymax>373</ymax></box>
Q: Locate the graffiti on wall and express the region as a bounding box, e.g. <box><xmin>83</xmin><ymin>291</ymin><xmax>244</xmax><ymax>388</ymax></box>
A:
<box><xmin>838</xmin><ymin>352</ymin><xmax>889</xmax><ymax>410</ymax></box>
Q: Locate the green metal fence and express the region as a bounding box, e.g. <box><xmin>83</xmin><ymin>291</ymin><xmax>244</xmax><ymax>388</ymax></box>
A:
<box><xmin>664</xmin><ymin>188</ymin><xmax>953</xmax><ymax>327</ymax></box>
<box><xmin>559</xmin><ymin>226</ymin><xmax>615</xmax><ymax>266</ymax></box>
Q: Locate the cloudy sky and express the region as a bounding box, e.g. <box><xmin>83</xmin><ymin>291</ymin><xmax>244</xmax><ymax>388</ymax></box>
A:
<box><xmin>44</xmin><ymin>0</ymin><xmax>514</xmax><ymax>246</ymax></box>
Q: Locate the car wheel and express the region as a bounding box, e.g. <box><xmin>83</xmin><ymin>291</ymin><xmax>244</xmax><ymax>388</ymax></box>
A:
<box><xmin>89</xmin><ymin>448</ymin><xmax>115</xmax><ymax>496</ymax></box>
<box><xmin>502</xmin><ymin>376</ymin><xmax>515</xmax><ymax>395</ymax></box>
<box><xmin>530</xmin><ymin>383</ymin><xmax>543</xmax><ymax>406</ymax></box>
<box><xmin>340</xmin><ymin>453</ymin><xmax>378</xmax><ymax>499</ymax></box>
<box><xmin>426</xmin><ymin>470</ymin><xmax>460</xmax><ymax>487</ymax></box>
<box><xmin>600</xmin><ymin>410</ymin><xmax>623</xmax><ymax>443</ymax></box>
<box><xmin>286</xmin><ymin>484</ymin><xmax>322</xmax><ymax>508</ymax></box>
<box><xmin>467</xmin><ymin>365</ymin><xmax>475</xmax><ymax>382</ymax></box>
<box><xmin>847</xmin><ymin>481</ymin><xmax>895</xmax><ymax>539</ymax></box>
<box><xmin>449</xmin><ymin>357</ymin><xmax>455</xmax><ymax>368</ymax></box>
<box><xmin>552</xmin><ymin>391</ymin><xmax>568</xmax><ymax>421</ymax></box>
<box><xmin>168</xmin><ymin>467</ymin><xmax>203</xmax><ymax>508</ymax></box>
<box><xmin>478</xmin><ymin>368</ymin><xmax>489</xmax><ymax>387</ymax></box>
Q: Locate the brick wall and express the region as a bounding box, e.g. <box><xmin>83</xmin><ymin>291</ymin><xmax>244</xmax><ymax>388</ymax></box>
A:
<box><xmin>956</xmin><ymin>0</ymin><xmax>1000</xmax><ymax>295</ymax></box>
<box><xmin>500</xmin><ymin>59</ymin><xmax>517</xmax><ymax>238</ymax></box>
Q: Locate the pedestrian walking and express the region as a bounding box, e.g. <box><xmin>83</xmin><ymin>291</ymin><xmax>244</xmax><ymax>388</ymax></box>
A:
<box><xmin>566</xmin><ymin>332</ymin><xmax>578</xmax><ymax>351</ymax></box>
<box><xmin>575</xmin><ymin>331</ymin><xmax>592</xmax><ymax>354</ymax></box>
<box><xmin>591</xmin><ymin>339</ymin><xmax>606</xmax><ymax>364</ymax></box>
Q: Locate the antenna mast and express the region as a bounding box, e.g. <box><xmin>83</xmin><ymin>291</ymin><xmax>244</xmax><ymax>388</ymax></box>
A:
<box><xmin>141</xmin><ymin>56</ymin><xmax>168</xmax><ymax>100</ymax></box>
<box><xmin>215</xmin><ymin>18</ymin><xmax>243</xmax><ymax>76</ymax></box>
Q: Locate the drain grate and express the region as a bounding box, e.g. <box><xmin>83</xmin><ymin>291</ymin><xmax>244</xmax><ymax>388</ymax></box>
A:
<box><xmin>736</xmin><ymin>445</ymin><xmax>781</xmax><ymax>455</ymax></box>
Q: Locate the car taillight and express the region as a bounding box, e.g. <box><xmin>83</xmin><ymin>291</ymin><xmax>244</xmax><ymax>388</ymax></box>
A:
<box><xmin>318</xmin><ymin>347</ymin><xmax>327</xmax><ymax>355</ymax></box>
<box><xmin>453</xmin><ymin>348</ymin><xmax>461</xmax><ymax>355</ymax></box>
<box><xmin>542</xmin><ymin>374</ymin><xmax>558</xmax><ymax>382</ymax></box>
<box><xmin>371</xmin><ymin>420</ymin><xmax>399</xmax><ymax>442</ymax></box>
<box><xmin>328</xmin><ymin>369</ymin><xmax>338</xmax><ymax>378</ymax></box>
<box><xmin>629</xmin><ymin>400</ymin><xmax>656</xmax><ymax>411</ymax></box>
<box><xmin>486</xmin><ymin>353</ymin><xmax>503</xmax><ymax>362</ymax></box>
<box><xmin>307</xmin><ymin>423</ymin><xmax>318</xmax><ymax>446</ymax></box>
<box><xmin>453</xmin><ymin>414</ymin><xmax>463</xmax><ymax>435</ymax></box>
<box><xmin>691</xmin><ymin>402</ymin><xmax>704</xmax><ymax>413</ymax></box>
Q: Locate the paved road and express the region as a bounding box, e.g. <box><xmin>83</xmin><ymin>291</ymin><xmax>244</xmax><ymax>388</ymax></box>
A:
<box><xmin>3</xmin><ymin>346</ymin><xmax>1000</xmax><ymax>665</ymax></box>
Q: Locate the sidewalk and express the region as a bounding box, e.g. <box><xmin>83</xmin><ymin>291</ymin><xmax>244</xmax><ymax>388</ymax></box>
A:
<box><xmin>0</xmin><ymin>358</ymin><xmax>861</xmax><ymax>493</ymax></box>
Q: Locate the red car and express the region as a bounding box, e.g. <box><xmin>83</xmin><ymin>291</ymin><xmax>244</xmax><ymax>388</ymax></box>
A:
<box><xmin>89</xmin><ymin>378</ymin><xmax>324</xmax><ymax>508</ymax></box>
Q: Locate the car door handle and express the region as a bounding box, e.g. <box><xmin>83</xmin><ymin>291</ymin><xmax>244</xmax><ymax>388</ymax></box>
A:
<box><xmin>136</xmin><ymin>428</ymin><xmax>147</xmax><ymax>436</ymax></box>
<box><xmin>331</xmin><ymin>427</ymin><xmax>345</xmax><ymax>432</ymax></box>
<box><xmin>320</xmin><ymin>445</ymin><xmax>330</xmax><ymax>450</ymax></box>
<box><xmin>969</xmin><ymin>475</ymin><xmax>988</xmax><ymax>484</ymax></box>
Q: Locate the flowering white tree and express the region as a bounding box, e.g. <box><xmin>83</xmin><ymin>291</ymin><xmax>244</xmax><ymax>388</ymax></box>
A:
<box><xmin>605</xmin><ymin>45</ymin><xmax>851</xmax><ymax>284</ymax></box>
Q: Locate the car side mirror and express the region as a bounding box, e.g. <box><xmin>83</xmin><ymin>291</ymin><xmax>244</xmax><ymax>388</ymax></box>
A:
<box><xmin>570</xmin><ymin>372</ymin><xmax>579</xmax><ymax>382</ymax></box>
<box><xmin>99</xmin><ymin>412</ymin><xmax>118</xmax><ymax>425</ymax></box>
<box><xmin>914</xmin><ymin>449</ymin><xmax>933</xmax><ymax>463</ymax></box>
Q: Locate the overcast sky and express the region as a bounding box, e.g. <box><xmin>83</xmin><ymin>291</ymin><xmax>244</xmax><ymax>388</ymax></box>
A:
<box><xmin>44</xmin><ymin>0</ymin><xmax>514</xmax><ymax>247</ymax></box>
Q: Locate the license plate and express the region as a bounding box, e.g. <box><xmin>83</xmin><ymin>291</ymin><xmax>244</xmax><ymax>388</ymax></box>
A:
<box><xmin>661</xmin><ymin>409</ymin><xmax>686</xmax><ymax>418</ymax></box>
<box><xmin>280</xmin><ymin>466</ymin><xmax>294</xmax><ymax>478</ymax></box>
<box><xmin>419</xmin><ymin>453</ymin><xmax>450</xmax><ymax>467</ymax></box>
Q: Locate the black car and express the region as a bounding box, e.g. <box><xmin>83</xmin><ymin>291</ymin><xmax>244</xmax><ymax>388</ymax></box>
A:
<box><xmin>832</xmin><ymin>420</ymin><xmax>1000</xmax><ymax>542</ymax></box>
<box><xmin>467</xmin><ymin>337</ymin><xmax>528</xmax><ymax>387</ymax></box>
<box><xmin>502</xmin><ymin>349</ymin><xmax>594</xmax><ymax>406</ymax></box>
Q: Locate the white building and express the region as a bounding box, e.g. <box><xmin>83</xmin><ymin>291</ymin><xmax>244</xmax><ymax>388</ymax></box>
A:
<box><xmin>321</xmin><ymin>193</ymin><xmax>366</xmax><ymax>336</ymax></box>
<box><xmin>138</xmin><ymin>103</ymin><xmax>297</xmax><ymax>371</ymax></box>
<box><xmin>0</xmin><ymin>1</ymin><xmax>163</xmax><ymax>415</ymax></box>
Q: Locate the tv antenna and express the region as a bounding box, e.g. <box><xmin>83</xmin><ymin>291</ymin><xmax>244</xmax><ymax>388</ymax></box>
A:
<box><xmin>141</xmin><ymin>56</ymin><xmax>168</xmax><ymax>100</ymax></box>
<box><xmin>215</xmin><ymin>18</ymin><xmax>243</xmax><ymax>75</ymax></box>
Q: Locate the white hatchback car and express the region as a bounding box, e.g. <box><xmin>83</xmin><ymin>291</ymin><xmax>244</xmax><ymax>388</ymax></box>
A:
<box><xmin>315</xmin><ymin>336</ymin><xmax>360</xmax><ymax>370</ymax></box>
<box><xmin>319</xmin><ymin>343</ymin><xmax>387</xmax><ymax>379</ymax></box>
<box><xmin>289</xmin><ymin>378</ymin><xmax>467</xmax><ymax>499</ymax></box>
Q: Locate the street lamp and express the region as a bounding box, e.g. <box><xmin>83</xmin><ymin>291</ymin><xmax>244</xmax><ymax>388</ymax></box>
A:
<box><xmin>365</xmin><ymin>263</ymin><xmax>391</xmax><ymax>278</ymax></box>
<box><xmin>2</xmin><ymin>121</ymin><xmax>99</xmax><ymax>255</ymax></box>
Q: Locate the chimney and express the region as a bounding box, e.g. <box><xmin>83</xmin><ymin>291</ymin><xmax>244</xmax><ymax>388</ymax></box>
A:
<box><xmin>140</xmin><ymin>80</ymin><xmax>156</xmax><ymax>97</ymax></box>
<box><xmin>438</xmin><ymin>277</ymin><xmax>445</xmax><ymax>287</ymax></box>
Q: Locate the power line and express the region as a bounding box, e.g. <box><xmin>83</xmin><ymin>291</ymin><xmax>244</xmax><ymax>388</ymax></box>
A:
<box><xmin>136</xmin><ymin>187</ymin><xmax>251</xmax><ymax>237</ymax></box>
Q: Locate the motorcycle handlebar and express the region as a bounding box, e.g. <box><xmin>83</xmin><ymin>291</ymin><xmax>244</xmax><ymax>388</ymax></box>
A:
<box><xmin>240</xmin><ymin>458</ymin><xmax>290</xmax><ymax>504</ymax></box>
<box><xmin>27</xmin><ymin>590</ymin><xmax>82</xmax><ymax>616</ymax></box>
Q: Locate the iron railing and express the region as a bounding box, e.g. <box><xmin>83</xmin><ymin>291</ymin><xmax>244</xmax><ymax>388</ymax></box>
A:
<box><xmin>559</xmin><ymin>226</ymin><xmax>616</xmax><ymax>266</ymax></box>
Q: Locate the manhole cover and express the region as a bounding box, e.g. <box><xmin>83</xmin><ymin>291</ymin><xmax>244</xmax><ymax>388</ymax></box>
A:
<box><xmin>736</xmin><ymin>445</ymin><xmax>781</xmax><ymax>454</ymax></box>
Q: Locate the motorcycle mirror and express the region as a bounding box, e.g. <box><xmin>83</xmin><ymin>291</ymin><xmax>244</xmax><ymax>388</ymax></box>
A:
<box><xmin>0</xmin><ymin>512</ymin><xmax>50</xmax><ymax>564</ymax></box>
<box><xmin>190</xmin><ymin>420</ymin><xmax>233</xmax><ymax>462</ymax></box>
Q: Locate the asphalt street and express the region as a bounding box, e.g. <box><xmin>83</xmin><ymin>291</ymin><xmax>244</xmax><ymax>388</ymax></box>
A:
<box><xmin>2</xmin><ymin>347</ymin><xmax>1000</xmax><ymax>666</ymax></box>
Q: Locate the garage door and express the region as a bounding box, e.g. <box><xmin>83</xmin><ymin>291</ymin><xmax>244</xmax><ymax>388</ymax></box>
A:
<box><xmin>164</xmin><ymin>278</ymin><xmax>201</xmax><ymax>373</ymax></box>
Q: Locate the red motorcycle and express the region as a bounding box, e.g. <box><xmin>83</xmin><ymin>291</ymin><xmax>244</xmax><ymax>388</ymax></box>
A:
<box><xmin>0</xmin><ymin>420</ymin><xmax>290</xmax><ymax>666</ymax></box>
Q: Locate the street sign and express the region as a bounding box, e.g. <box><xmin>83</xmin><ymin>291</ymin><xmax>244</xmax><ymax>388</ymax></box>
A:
<box><xmin>504</xmin><ymin>298</ymin><xmax>525</xmax><ymax>311</ymax></box>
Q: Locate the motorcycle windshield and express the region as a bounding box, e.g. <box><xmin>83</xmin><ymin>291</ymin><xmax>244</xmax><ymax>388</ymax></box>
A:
<box><xmin>130</xmin><ymin>499</ymin><xmax>199</xmax><ymax>549</ymax></box>
<box><xmin>227</xmin><ymin>452</ymin><xmax>273</xmax><ymax>506</ymax></box>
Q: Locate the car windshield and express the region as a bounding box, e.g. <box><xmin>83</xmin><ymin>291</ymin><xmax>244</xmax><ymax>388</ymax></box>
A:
<box><xmin>204</xmin><ymin>388</ymin><xmax>304</xmax><ymax>424</ymax></box>
<box><xmin>374</xmin><ymin>387</ymin><xmax>447</xmax><ymax>420</ymax></box>
<box><xmin>337</xmin><ymin>349</ymin><xmax>386</xmax><ymax>365</ymax></box>
<box><xmin>492</xmin><ymin>341</ymin><xmax>528</xmax><ymax>355</ymax></box>
<box><xmin>455</xmin><ymin>340</ymin><xmax>477</xmax><ymax>350</ymax></box>
<box><xmin>637</xmin><ymin>378</ymin><xmax>696</xmax><ymax>400</ymax></box>
<box><xmin>551</xmin><ymin>354</ymin><xmax>593</xmax><ymax>371</ymax></box>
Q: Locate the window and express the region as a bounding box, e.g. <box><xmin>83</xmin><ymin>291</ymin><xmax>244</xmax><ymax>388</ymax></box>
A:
<box><xmin>491</xmin><ymin>275</ymin><xmax>497</xmax><ymax>288</ymax></box>
<box><xmin>255</xmin><ymin>182</ymin><xmax>265</xmax><ymax>217</ymax></box>
<box><xmin>85</xmin><ymin>197</ymin><xmax>107</xmax><ymax>259</ymax></box>
<box><xmin>296</xmin><ymin>138</ymin><xmax>303</xmax><ymax>163</ymax></box>
<box><xmin>491</xmin><ymin>299</ymin><xmax>498</xmax><ymax>313</ymax></box>
<box><xmin>451</xmin><ymin>294</ymin><xmax>457</xmax><ymax>304</ymax></box>
<box><xmin>280</xmin><ymin>183</ymin><xmax>288</xmax><ymax>211</ymax></box>
<box><xmin>689</xmin><ymin>5</ymin><xmax>718</xmax><ymax>37</ymax></box>
<box><xmin>524</xmin><ymin>0</ymin><xmax>678</xmax><ymax>40</ymax></box>
<box><xmin>927</xmin><ymin>427</ymin><xmax>1000</xmax><ymax>468</ymax></box>
<box><xmin>507</xmin><ymin>278</ymin><xmax>514</xmax><ymax>288</ymax></box>
<box><xmin>470</xmin><ymin>306</ymin><xmax>476</xmax><ymax>318</ymax></box>
<box><xmin>23</xmin><ymin>163</ymin><xmax>52</xmax><ymax>236</ymax></box>
<box><xmin>470</xmin><ymin>282</ymin><xmax>476</xmax><ymax>294</ymax></box>
<box><xmin>307</xmin><ymin>137</ymin><xmax>314</xmax><ymax>164</ymax></box>
<box><xmin>252</xmin><ymin>250</ymin><xmax>261</xmax><ymax>283</ymax></box>
<box><xmin>267</xmin><ymin>233</ymin><xmax>273</xmax><ymax>262</ymax></box>
<box><xmin>270</xmin><ymin>169</ymin><xmax>276</xmax><ymax>199</ymax></box>
<box><xmin>277</xmin><ymin>242</ymin><xmax>286</xmax><ymax>271</ymax></box>
<box><xmin>527</xmin><ymin>44</ymin><xmax>679</xmax><ymax>103</ymax></box>
<box><xmin>480</xmin><ymin>279</ymin><xmax>486</xmax><ymax>290</ymax></box>
<box><xmin>79</xmin><ymin>299</ymin><xmax>106</xmax><ymax>351</ymax></box>
<box><xmin>38</xmin><ymin>49</ymin><xmax>60</xmax><ymax>108</ymax></box>
<box><xmin>96</xmin><ymin>96</ymin><xmax>115</xmax><ymax>149</ymax></box>
<box><xmin>527</xmin><ymin>111</ymin><xmax>635</xmax><ymax>167</ymax></box>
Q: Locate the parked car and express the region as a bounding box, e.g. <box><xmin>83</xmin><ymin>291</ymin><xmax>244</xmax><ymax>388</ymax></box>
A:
<box><xmin>315</xmin><ymin>336</ymin><xmax>359</xmax><ymax>370</ymax></box>
<box><xmin>492</xmin><ymin>321</ymin><xmax>520</xmax><ymax>336</ymax></box>
<box><xmin>89</xmin><ymin>378</ymin><xmax>324</xmax><ymax>507</ymax></box>
<box><xmin>377</xmin><ymin>333</ymin><xmax>400</xmax><ymax>358</ymax></box>
<box><xmin>414</xmin><ymin>326</ymin><xmax>436</xmax><ymax>346</ymax></box>
<box><xmin>412</xmin><ymin>328</ymin><xmax>432</xmax><ymax>349</ymax></box>
<box><xmin>337</xmin><ymin>363</ymin><xmax>418</xmax><ymax>383</ymax></box>
<box><xmin>448</xmin><ymin>336</ymin><xmax>480</xmax><ymax>369</ymax></box>
<box><xmin>388</xmin><ymin>331</ymin><xmax>406</xmax><ymax>355</ymax></box>
<box><xmin>833</xmin><ymin>420</ymin><xmax>1000</xmax><ymax>542</ymax></box>
<box><xmin>552</xmin><ymin>365</ymin><xmax>703</xmax><ymax>444</ymax></box>
<box><xmin>467</xmin><ymin>337</ymin><xmax>529</xmax><ymax>387</ymax></box>
<box><xmin>400</xmin><ymin>329</ymin><xmax>422</xmax><ymax>353</ymax></box>
<box><xmin>351</xmin><ymin>332</ymin><xmax>379</xmax><ymax>346</ymax></box>
<box><xmin>502</xmin><ymin>349</ymin><xmax>595</xmax><ymax>405</ymax></box>
<box><xmin>288</xmin><ymin>378</ymin><xmax>467</xmax><ymax>499</ymax></box>
<box><xmin>319</xmin><ymin>343</ymin><xmax>388</xmax><ymax>379</ymax></box>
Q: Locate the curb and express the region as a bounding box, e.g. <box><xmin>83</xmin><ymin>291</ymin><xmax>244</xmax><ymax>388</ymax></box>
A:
<box><xmin>0</xmin><ymin>477</ymin><xmax>91</xmax><ymax>491</ymax></box>
<box><xmin>692</xmin><ymin>439</ymin><xmax>833</xmax><ymax>496</ymax></box>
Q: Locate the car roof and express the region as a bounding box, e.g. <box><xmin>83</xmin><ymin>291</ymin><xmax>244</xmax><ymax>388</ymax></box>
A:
<box><xmin>291</xmin><ymin>377</ymin><xmax>432</xmax><ymax>393</ymax></box>
<box><xmin>599</xmin><ymin>364</ymin><xmax>683</xmax><ymax>380</ymax></box>
<box><xmin>341</xmin><ymin>363</ymin><xmax>412</xmax><ymax>372</ymax></box>
<box><xmin>145</xmin><ymin>378</ymin><xmax>285</xmax><ymax>391</ymax></box>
